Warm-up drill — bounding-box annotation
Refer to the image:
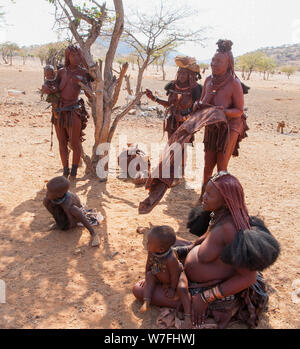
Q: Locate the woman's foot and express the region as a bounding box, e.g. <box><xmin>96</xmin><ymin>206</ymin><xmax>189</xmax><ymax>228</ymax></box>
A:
<box><xmin>181</xmin><ymin>315</ymin><xmax>193</xmax><ymax>329</ymax></box>
<box><xmin>70</xmin><ymin>164</ymin><xmax>78</xmax><ymax>178</ymax></box>
<box><xmin>63</xmin><ymin>167</ymin><xmax>70</xmax><ymax>178</ymax></box>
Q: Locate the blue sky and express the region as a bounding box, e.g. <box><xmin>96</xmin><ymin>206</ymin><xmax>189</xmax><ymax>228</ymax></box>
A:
<box><xmin>1</xmin><ymin>0</ymin><xmax>300</xmax><ymax>60</ymax></box>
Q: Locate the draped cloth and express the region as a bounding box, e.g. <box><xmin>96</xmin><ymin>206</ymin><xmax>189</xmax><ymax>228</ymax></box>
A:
<box><xmin>139</xmin><ymin>105</ymin><xmax>228</xmax><ymax>214</ymax></box>
<box><xmin>156</xmin><ymin>273</ymin><xmax>269</xmax><ymax>329</ymax></box>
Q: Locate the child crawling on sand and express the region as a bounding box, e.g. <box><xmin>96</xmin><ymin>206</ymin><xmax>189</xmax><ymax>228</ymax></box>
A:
<box><xmin>43</xmin><ymin>176</ymin><xmax>101</xmax><ymax>247</ymax></box>
<box><xmin>140</xmin><ymin>225</ymin><xmax>193</xmax><ymax>328</ymax></box>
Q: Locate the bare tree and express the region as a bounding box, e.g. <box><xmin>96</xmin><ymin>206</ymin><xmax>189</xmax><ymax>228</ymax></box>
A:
<box><xmin>157</xmin><ymin>43</ymin><xmax>176</xmax><ymax>81</ymax></box>
<box><xmin>48</xmin><ymin>0</ymin><xmax>143</xmax><ymax>176</ymax></box>
<box><xmin>123</xmin><ymin>1</ymin><xmax>207</xmax><ymax>95</ymax></box>
<box><xmin>0</xmin><ymin>42</ymin><xmax>19</xmax><ymax>65</ymax></box>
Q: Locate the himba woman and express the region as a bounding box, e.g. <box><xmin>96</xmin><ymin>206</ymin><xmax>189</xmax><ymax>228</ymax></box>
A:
<box><xmin>133</xmin><ymin>172</ymin><xmax>280</xmax><ymax>329</ymax></box>
<box><xmin>145</xmin><ymin>56</ymin><xmax>202</xmax><ymax>186</ymax></box>
<box><xmin>145</xmin><ymin>56</ymin><xmax>202</xmax><ymax>140</ymax></box>
<box><xmin>41</xmin><ymin>45</ymin><xmax>93</xmax><ymax>179</ymax></box>
<box><xmin>195</xmin><ymin>40</ymin><xmax>249</xmax><ymax>200</ymax></box>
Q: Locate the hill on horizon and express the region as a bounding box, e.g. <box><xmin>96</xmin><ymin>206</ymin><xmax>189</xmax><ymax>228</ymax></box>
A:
<box><xmin>241</xmin><ymin>43</ymin><xmax>300</xmax><ymax>67</ymax></box>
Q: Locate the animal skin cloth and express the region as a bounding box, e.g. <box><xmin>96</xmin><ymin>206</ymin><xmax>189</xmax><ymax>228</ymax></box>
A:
<box><xmin>139</xmin><ymin>104</ymin><xmax>228</xmax><ymax>214</ymax></box>
<box><xmin>156</xmin><ymin>273</ymin><xmax>269</xmax><ymax>329</ymax></box>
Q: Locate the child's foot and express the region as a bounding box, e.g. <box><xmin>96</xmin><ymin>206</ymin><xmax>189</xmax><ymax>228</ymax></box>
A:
<box><xmin>48</xmin><ymin>223</ymin><xmax>58</xmax><ymax>231</ymax></box>
<box><xmin>139</xmin><ymin>302</ymin><xmax>150</xmax><ymax>314</ymax></box>
<box><xmin>91</xmin><ymin>234</ymin><xmax>100</xmax><ymax>247</ymax></box>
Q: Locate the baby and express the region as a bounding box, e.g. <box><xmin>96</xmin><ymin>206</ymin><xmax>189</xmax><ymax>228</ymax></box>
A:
<box><xmin>43</xmin><ymin>176</ymin><xmax>101</xmax><ymax>247</ymax></box>
<box><xmin>140</xmin><ymin>226</ymin><xmax>186</xmax><ymax>309</ymax></box>
<box><xmin>42</xmin><ymin>65</ymin><xmax>61</xmax><ymax>118</ymax></box>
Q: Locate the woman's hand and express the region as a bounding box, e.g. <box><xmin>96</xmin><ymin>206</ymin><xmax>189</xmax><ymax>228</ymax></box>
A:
<box><xmin>192</xmin><ymin>294</ymin><xmax>209</xmax><ymax>327</ymax></box>
<box><xmin>215</xmin><ymin>106</ymin><xmax>228</xmax><ymax>116</ymax></box>
<box><xmin>192</xmin><ymin>101</ymin><xmax>200</xmax><ymax>113</ymax></box>
<box><xmin>164</xmin><ymin>287</ymin><xmax>176</xmax><ymax>299</ymax></box>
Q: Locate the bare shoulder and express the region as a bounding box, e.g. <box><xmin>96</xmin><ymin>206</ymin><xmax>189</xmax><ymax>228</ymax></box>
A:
<box><xmin>210</xmin><ymin>217</ymin><xmax>237</xmax><ymax>246</ymax></box>
<box><xmin>65</xmin><ymin>192</ymin><xmax>81</xmax><ymax>208</ymax></box>
<box><xmin>221</xmin><ymin>218</ymin><xmax>238</xmax><ymax>245</ymax></box>
<box><xmin>204</xmin><ymin>75</ymin><xmax>212</xmax><ymax>85</ymax></box>
<box><xmin>232</xmin><ymin>78</ymin><xmax>243</xmax><ymax>91</ymax></box>
<box><xmin>167</xmin><ymin>251</ymin><xmax>181</xmax><ymax>266</ymax></box>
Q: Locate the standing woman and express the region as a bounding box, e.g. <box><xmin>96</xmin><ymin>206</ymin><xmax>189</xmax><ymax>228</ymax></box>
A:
<box><xmin>195</xmin><ymin>40</ymin><xmax>249</xmax><ymax>199</ymax></box>
<box><xmin>42</xmin><ymin>45</ymin><xmax>93</xmax><ymax>179</ymax></box>
<box><xmin>145</xmin><ymin>56</ymin><xmax>202</xmax><ymax>140</ymax></box>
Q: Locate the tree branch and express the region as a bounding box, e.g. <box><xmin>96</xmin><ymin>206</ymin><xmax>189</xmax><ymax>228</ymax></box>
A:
<box><xmin>78</xmin><ymin>81</ymin><xmax>95</xmax><ymax>101</ymax></box>
<box><xmin>64</xmin><ymin>0</ymin><xmax>95</xmax><ymax>25</ymax></box>
<box><xmin>107</xmin><ymin>92</ymin><xmax>144</xmax><ymax>143</ymax></box>
<box><xmin>112</xmin><ymin>62</ymin><xmax>128</xmax><ymax>108</ymax></box>
<box><xmin>57</xmin><ymin>0</ymin><xmax>85</xmax><ymax>47</ymax></box>
<box><xmin>104</xmin><ymin>0</ymin><xmax>124</xmax><ymax>82</ymax></box>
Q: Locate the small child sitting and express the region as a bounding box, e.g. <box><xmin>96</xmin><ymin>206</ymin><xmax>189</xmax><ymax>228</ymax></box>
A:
<box><xmin>43</xmin><ymin>176</ymin><xmax>101</xmax><ymax>247</ymax></box>
<box><xmin>139</xmin><ymin>226</ymin><xmax>183</xmax><ymax>307</ymax></box>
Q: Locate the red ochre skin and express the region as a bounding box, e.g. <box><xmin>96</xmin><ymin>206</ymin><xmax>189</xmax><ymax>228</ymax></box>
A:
<box><xmin>133</xmin><ymin>180</ymin><xmax>256</xmax><ymax>328</ymax></box>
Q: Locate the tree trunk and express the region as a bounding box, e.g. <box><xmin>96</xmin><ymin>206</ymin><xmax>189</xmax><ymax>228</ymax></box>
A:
<box><xmin>91</xmin><ymin>61</ymin><xmax>105</xmax><ymax>170</ymax></box>
<box><xmin>247</xmin><ymin>69</ymin><xmax>252</xmax><ymax>80</ymax></box>
<box><xmin>2</xmin><ymin>54</ymin><xmax>8</xmax><ymax>64</ymax></box>
<box><xmin>125</xmin><ymin>75</ymin><xmax>133</xmax><ymax>95</ymax></box>
<box><xmin>161</xmin><ymin>55</ymin><xmax>166</xmax><ymax>81</ymax></box>
<box><xmin>135</xmin><ymin>58</ymin><xmax>149</xmax><ymax>95</ymax></box>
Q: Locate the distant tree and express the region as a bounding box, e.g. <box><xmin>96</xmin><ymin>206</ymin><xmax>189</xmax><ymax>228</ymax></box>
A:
<box><xmin>45</xmin><ymin>42</ymin><xmax>68</xmax><ymax>68</ymax></box>
<box><xmin>0</xmin><ymin>43</ymin><xmax>9</xmax><ymax>64</ymax></box>
<box><xmin>157</xmin><ymin>43</ymin><xmax>176</xmax><ymax>81</ymax></box>
<box><xmin>34</xmin><ymin>45</ymin><xmax>48</xmax><ymax>66</ymax></box>
<box><xmin>0</xmin><ymin>42</ymin><xmax>19</xmax><ymax>65</ymax></box>
<box><xmin>280</xmin><ymin>65</ymin><xmax>297</xmax><ymax>79</ymax></box>
<box><xmin>256</xmin><ymin>54</ymin><xmax>277</xmax><ymax>80</ymax></box>
<box><xmin>19</xmin><ymin>46</ymin><xmax>34</xmax><ymax>65</ymax></box>
<box><xmin>125</xmin><ymin>52</ymin><xmax>138</xmax><ymax>71</ymax></box>
<box><xmin>115</xmin><ymin>56</ymin><xmax>127</xmax><ymax>70</ymax></box>
<box><xmin>123</xmin><ymin>0</ymin><xmax>207</xmax><ymax>95</ymax></box>
<box><xmin>236</xmin><ymin>51</ymin><xmax>265</xmax><ymax>80</ymax></box>
<box><xmin>199</xmin><ymin>63</ymin><xmax>209</xmax><ymax>74</ymax></box>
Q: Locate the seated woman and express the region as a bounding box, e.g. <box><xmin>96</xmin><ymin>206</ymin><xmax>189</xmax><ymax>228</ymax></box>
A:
<box><xmin>133</xmin><ymin>172</ymin><xmax>280</xmax><ymax>329</ymax></box>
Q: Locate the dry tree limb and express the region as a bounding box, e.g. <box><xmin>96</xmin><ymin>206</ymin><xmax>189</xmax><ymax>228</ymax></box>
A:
<box><xmin>107</xmin><ymin>91</ymin><xmax>144</xmax><ymax>143</ymax></box>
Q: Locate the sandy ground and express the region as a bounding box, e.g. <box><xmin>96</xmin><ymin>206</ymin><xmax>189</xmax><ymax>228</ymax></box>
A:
<box><xmin>0</xmin><ymin>58</ymin><xmax>299</xmax><ymax>329</ymax></box>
